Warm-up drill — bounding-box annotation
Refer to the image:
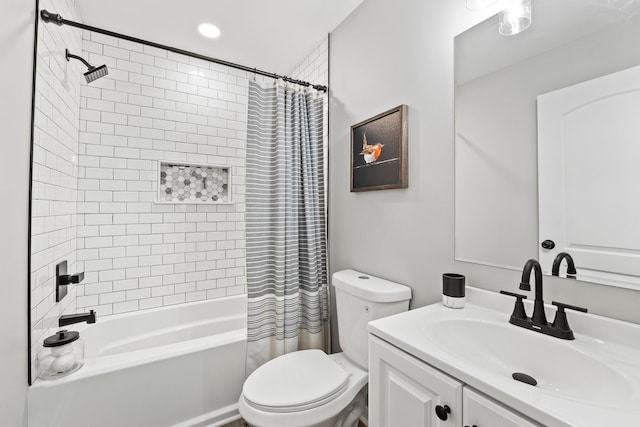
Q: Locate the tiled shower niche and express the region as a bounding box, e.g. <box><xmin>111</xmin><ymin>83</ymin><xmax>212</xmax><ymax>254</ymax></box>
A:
<box><xmin>158</xmin><ymin>162</ymin><xmax>231</xmax><ymax>204</ymax></box>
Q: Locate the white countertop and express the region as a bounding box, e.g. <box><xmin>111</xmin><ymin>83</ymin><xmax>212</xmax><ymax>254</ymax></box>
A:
<box><xmin>368</xmin><ymin>286</ymin><xmax>640</xmax><ymax>427</ymax></box>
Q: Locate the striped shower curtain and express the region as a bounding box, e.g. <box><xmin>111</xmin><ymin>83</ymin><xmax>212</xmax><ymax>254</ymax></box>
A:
<box><xmin>245</xmin><ymin>80</ymin><xmax>328</xmax><ymax>374</ymax></box>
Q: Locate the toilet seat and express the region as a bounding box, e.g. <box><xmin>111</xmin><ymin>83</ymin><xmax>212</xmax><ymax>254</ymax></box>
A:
<box><xmin>243</xmin><ymin>350</ymin><xmax>350</xmax><ymax>413</ymax></box>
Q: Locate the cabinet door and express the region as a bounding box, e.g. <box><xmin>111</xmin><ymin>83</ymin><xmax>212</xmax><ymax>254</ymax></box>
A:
<box><xmin>463</xmin><ymin>388</ymin><xmax>541</xmax><ymax>427</ymax></box>
<box><xmin>369</xmin><ymin>335</ymin><xmax>463</xmax><ymax>427</ymax></box>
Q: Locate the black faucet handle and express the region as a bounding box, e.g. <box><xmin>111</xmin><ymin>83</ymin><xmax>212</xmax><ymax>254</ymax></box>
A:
<box><xmin>550</xmin><ymin>301</ymin><xmax>587</xmax><ymax>339</ymax></box>
<box><xmin>500</xmin><ymin>290</ymin><xmax>528</xmax><ymax>320</ymax></box>
<box><xmin>500</xmin><ymin>290</ymin><xmax>527</xmax><ymax>299</ymax></box>
<box><xmin>58</xmin><ymin>271</ymin><xmax>85</xmax><ymax>285</ymax></box>
<box><xmin>552</xmin><ymin>301</ymin><xmax>587</xmax><ymax>314</ymax></box>
<box><xmin>69</xmin><ymin>272</ymin><xmax>85</xmax><ymax>284</ymax></box>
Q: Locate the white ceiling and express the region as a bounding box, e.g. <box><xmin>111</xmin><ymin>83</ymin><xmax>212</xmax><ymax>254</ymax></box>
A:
<box><xmin>76</xmin><ymin>0</ymin><xmax>364</xmax><ymax>78</ymax></box>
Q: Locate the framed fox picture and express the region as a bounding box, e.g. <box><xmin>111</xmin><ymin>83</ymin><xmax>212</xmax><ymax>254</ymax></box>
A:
<box><xmin>350</xmin><ymin>105</ymin><xmax>408</xmax><ymax>192</ymax></box>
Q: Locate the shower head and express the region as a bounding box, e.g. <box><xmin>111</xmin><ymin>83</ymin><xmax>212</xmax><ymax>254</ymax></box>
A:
<box><xmin>84</xmin><ymin>64</ymin><xmax>109</xmax><ymax>83</ymax></box>
<box><xmin>65</xmin><ymin>49</ymin><xmax>109</xmax><ymax>83</ymax></box>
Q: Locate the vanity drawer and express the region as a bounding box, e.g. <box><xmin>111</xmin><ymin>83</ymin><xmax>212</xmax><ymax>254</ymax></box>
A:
<box><xmin>463</xmin><ymin>387</ymin><xmax>542</xmax><ymax>427</ymax></box>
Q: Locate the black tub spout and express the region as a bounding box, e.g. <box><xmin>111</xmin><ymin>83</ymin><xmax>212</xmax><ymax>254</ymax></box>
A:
<box><xmin>59</xmin><ymin>310</ymin><xmax>96</xmax><ymax>327</ymax></box>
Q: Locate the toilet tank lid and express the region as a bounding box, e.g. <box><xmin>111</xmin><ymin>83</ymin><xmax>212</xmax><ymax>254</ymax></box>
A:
<box><xmin>332</xmin><ymin>270</ymin><xmax>412</xmax><ymax>303</ymax></box>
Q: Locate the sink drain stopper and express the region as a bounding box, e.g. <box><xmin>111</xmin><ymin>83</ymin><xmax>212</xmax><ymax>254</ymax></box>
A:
<box><xmin>512</xmin><ymin>372</ymin><xmax>537</xmax><ymax>386</ymax></box>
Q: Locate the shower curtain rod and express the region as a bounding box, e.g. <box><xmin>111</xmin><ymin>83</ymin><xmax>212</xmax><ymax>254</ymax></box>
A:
<box><xmin>39</xmin><ymin>10</ymin><xmax>328</xmax><ymax>92</ymax></box>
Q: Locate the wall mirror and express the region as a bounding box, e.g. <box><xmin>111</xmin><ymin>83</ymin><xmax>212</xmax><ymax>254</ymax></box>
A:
<box><xmin>454</xmin><ymin>0</ymin><xmax>640</xmax><ymax>290</ymax></box>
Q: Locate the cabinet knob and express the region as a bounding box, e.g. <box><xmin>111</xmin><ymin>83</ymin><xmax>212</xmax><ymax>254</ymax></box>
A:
<box><xmin>435</xmin><ymin>404</ymin><xmax>451</xmax><ymax>421</ymax></box>
<box><xmin>541</xmin><ymin>239</ymin><xmax>555</xmax><ymax>249</ymax></box>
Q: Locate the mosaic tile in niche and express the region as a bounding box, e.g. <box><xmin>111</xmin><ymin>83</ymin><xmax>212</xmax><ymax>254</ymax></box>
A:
<box><xmin>158</xmin><ymin>162</ymin><xmax>230</xmax><ymax>203</ymax></box>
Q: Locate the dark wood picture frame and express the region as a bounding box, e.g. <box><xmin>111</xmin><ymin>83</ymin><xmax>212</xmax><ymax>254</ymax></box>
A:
<box><xmin>350</xmin><ymin>105</ymin><xmax>408</xmax><ymax>192</ymax></box>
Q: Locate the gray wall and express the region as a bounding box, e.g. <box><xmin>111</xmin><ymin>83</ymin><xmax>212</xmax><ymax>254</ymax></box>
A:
<box><xmin>0</xmin><ymin>0</ymin><xmax>33</xmax><ymax>424</ymax></box>
<box><xmin>328</xmin><ymin>0</ymin><xmax>640</xmax><ymax>350</ymax></box>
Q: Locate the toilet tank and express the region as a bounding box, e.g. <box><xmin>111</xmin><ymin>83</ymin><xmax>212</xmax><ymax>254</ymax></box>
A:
<box><xmin>333</xmin><ymin>270</ymin><xmax>412</xmax><ymax>369</ymax></box>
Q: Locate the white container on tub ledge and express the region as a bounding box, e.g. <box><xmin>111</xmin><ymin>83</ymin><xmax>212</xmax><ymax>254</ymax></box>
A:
<box><xmin>37</xmin><ymin>330</ymin><xmax>85</xmax><ymax>380</ymax></box>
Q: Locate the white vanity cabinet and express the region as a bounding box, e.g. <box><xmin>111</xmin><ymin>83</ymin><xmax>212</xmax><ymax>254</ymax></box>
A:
<box><xmin>369</xmin><ymin>335</ymin><xmax>463</xmax><ymax>426</ymax></box>
<box><xmin>369</xmin><ymin>335</ymin><xmax>541</xmax><ymax>427</ymax></box>
<box><xmin>368</xmin><ymin>288</ymin><xmax>640</xmax><ymax>426</ymax></box>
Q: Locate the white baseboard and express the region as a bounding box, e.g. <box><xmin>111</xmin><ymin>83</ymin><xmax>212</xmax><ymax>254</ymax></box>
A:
<box><xmin>172</xmin><ymin>403</ymin><xmax>241</xmax><ymax>427</ymax></box>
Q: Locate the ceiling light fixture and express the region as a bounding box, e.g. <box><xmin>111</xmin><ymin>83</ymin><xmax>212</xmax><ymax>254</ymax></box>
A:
<box><xmin>498</xmin><ymin>0</ymin><xmax>532</xmax><ymax>36</ymax></box>
<box><xmin>466</xmin><ymin>0</ymin><xmax>498</xmax><ymax>10</ymax></box>
<box><xmin>198</xmin><ymin>23</ymin><xmax>221</xmax><ymax>39</ymax></box>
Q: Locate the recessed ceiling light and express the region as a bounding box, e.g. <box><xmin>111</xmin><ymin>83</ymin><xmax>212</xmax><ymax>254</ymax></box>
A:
<box><xmin>198</xmin><ymin>23</ymin><xmax>221</xmax><ymax>39</ymax></box>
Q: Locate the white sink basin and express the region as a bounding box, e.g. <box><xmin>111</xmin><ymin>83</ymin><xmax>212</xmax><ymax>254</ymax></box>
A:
<box><xmin>423</xmin><ymin>318</ymin><xmax>631</xmax><ymax>403</ymax></box>
<box><xmin>368</xmin><ymin>287</ymin><xmax>640</xmax><ymax>427</ymax></box>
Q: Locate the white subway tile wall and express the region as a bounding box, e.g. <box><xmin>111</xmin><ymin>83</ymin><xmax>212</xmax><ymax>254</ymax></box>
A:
<box><xmin>75</xmin><ymin>31</ymin><xmax>249</xmax><ymax>318</ymax></box>
<box><xmin>288</xmin><ymin>37</ymin><xmax>329</xmax><ymax>89</ymax></box>
<box><xmin>30</xmin><ymin>0</ymin><xmax>83</xmax><ymax>382</ymax></box>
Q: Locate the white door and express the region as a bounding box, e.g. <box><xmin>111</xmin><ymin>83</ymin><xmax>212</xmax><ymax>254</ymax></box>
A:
<box><xmin>537</xmin><ymin>64</ymin><xmax>640</xmax><ymax>288</ymax></box>
<box><xmin>369</xmin><ymin>335</ymin><xmax>463</xmax><ymax>427</ymax></box>
<box><xmin>463</xmin><ymin>387</ymin><xmax>541</xmax><ymax>427</ymax></box>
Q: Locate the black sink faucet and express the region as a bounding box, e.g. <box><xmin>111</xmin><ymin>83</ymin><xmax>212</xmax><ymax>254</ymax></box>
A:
<box><xmin>501</xmin><ymin>258</ymin><xmax>588</xmax><ymax>340</ymax></box>
<box><xmin>519</xmin><ymin>259</ymin><xmax>547</xmax><ymax>326</ymax></box>
<box><xmin>59</xmin><ymin>310</ymin><xmax>96</xmax><ymax>327</ymax></box>
<box><xmin>552</xmin><ymin>252</ymin><xmax>577</xmax><ymax>279</ymax></box>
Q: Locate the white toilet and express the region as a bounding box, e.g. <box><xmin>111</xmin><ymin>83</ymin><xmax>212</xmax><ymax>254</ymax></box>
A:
<box><xmin>238</xmin><ymin>269</ymin><xmax>412</xmax><ymax>427</ymax></box>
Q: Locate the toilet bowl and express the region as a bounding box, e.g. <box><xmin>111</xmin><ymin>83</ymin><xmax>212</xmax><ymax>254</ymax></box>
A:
<box><xmin>239</xmin><ymin>351</ymin><xmax>367</xmax><ymax>427</ymax></box>
<box><xmin>239</xmin><ymin>270</ymin><xmax>412</xmax><ymax>427</ymax></box>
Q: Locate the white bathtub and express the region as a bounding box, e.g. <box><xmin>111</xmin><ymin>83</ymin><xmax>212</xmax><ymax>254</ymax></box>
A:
<box><xmin>28</xmin><ymin>295</ymin><xmax>247</xmax><ymax>427</ymax></box>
